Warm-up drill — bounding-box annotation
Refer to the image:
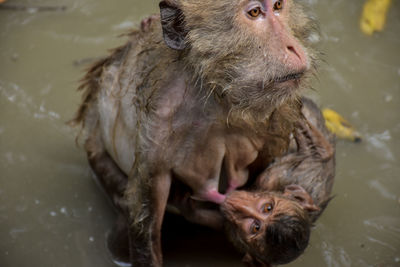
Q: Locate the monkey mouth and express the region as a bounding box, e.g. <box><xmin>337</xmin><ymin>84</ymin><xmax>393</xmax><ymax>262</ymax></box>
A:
<box><xmin>273</xmin><ymin>72</ymin><xmax>304</xmax><ymax>84</ymax></box>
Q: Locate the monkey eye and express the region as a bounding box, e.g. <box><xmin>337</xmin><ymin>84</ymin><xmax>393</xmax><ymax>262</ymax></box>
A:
<box><xmin>250</xmin><ymin>221</ymin><xmax>261</xmax><ymax>234</ymax></box>
<box><xmin>262</xmin><ymin>203</ymin><xmax>273</xmax><ymax>213</ymax></box>
<box><xmin>273</xmin><ymin>0</ymin><xmax>284</xmax><ymax>11</ymax></box>
<box><xmin>248</xmin><ymin>7</ymin><xmax>262</xmax><ymax>18</ymax></box>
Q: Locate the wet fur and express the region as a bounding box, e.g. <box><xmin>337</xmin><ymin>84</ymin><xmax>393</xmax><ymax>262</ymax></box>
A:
<box><xmin>72</xmin><ymin>1</ymin><xmax>320</xmax><ymax>266</ymax></box>
<box><xmin>256</xmin><ymin>98</ymin><xmax>335</xmax><ymax>221</ymax></box>
<box><xmin>222</xmin><ymin>98</ymin><xmax>335</xmax><ymax>266</ymax></box>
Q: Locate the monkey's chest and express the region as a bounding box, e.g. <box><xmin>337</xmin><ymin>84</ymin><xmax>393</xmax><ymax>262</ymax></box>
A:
<box><xmin>171</xmin><ymin>130</ymin><xmax>274</xmax><ymax>203</ymax></box>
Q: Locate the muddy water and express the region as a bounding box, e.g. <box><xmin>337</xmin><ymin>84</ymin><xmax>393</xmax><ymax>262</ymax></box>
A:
<box><xmin>0</xmin><ymin>0</ymin><xmax>399</xmax><ymax>266</ymax></box>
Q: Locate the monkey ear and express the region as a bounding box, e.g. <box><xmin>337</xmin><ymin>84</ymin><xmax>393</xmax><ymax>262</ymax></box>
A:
<box><xmin>159</xmin><ymin>1</ymin><xmax>187</xmax><ymax>50</ymax></box>
<box><xmin>284</xmin><ymin>184</ymin><xmax>320</xmax><ymax>212</ymax></box>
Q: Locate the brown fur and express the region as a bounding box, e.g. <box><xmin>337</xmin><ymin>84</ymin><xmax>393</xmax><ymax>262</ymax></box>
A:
<box><xmin>72</xmin><ymin>1</ymin><xmax>320</xmax><ymax>266</ymax></box>
<box><xmin>223</xmin><ymin>192</ymin><xmax>311</xmax><ymax>265</ymax></box>
<box><xmin>220</xmin><ymin>98</ymin><xmax>335</xmax><ymax>266</ymax></box>
<box><xmin>255</xmin><ymin>98</ymin><xmax>335</xmax><ymax>221</ymax></box>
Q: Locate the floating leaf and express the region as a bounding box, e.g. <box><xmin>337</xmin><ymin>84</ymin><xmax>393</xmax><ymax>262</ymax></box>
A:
<box><xmin>360</xmin><ymin>0</ymin><xmax>392</xmax><ymax>35</ymax></box>
<box><xmin>323</xmin><ymin>109</ymin><xmax>362</xmax><ymax>142</ymax></box>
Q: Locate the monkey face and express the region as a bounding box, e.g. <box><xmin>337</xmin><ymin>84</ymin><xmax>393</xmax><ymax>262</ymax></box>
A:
<box><xmin>221</xmin><ymin>191</ymin><xmax>303</xmax><ymax>242</ymax></box>
<box><xmin>160</xmin><ymin>0</ymin><xmax>317</xmax><ymax>114</ymax></box>
<box><xmin>221</xmin><ymin>190</ymin><xmax>311</xmax><ymax>265</ymax></box>
<box><xmin>221</xmin><ymin>0</ymin><xmax>312</xmax><ymax>110</ymax></box>
<box><xmin>239</xmin><ymin>0</ymin><xmax>310</xmax><ymax>78</ymax></box>
<box><xmin>221</xmin><ymin>191</ymin><xmax>275</xmax><ymax>236</ymax></box>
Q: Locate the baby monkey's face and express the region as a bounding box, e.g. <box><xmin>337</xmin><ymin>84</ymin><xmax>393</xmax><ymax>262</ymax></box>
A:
<box><xmin>221</xmin><ymin>190</ymin><xmax>304</xmax><ymax>243</ymax></box>
<box><xmin>221</xmin><ymin>187</ymin><xmax>316</xmax><ymax>265</ymax></box>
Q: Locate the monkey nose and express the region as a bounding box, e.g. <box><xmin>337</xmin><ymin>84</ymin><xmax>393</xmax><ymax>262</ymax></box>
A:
<box><xmin>241</xmin><ymin>206</ymin><xmax>257</xmax><ymax>217</ymax></box>
<box><xmin>287</xmin><ymin>46</ymin><xmax>301</xmax><ymax>62</ymax></box>
<box><xmin>224</xmin><ymin>192</ymin><xmax>255</xmax><ymax>213</ymax></box>
<box><xmin>233</xmin><ymin>202</ymin><xmax>259</xmax><ymax>217</ymax></box>
<box><xmin>285</xmin><ymin>44</ymin><xmax>309</xmax><ymax>72</ymax></box>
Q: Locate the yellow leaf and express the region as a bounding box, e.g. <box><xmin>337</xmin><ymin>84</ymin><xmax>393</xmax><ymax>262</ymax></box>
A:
<box><xmin>360</xmin><ymin>0</ymin><xmax>392</xmax><ymax>35</ymax></box>
<box><xmin>322</xmin><ymin>109</ymin><xmax>362</xmax><ymax>142</ymax></box>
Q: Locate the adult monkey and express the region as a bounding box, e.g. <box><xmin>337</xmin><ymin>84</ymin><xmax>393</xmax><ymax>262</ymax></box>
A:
<box><xmin>73</xmin><ymin>0</ymin><xmax>318</xmax><ymax>266</ymax></box>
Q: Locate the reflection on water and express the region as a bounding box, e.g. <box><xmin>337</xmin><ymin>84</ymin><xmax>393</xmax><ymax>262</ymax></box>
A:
<box><xmin>0</xmin><ymin>0</ymin><xmax>399</xmax><ymax>266</ymax></box>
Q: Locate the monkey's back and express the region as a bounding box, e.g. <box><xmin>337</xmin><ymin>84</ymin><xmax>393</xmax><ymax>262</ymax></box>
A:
<box><xmin>73</xmin><ymin>17</ymin><xmax>179</xmax><ymax>174</ymax></box>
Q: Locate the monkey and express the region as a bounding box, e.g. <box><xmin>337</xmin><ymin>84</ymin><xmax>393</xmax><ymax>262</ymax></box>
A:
<box><xmin>73</xmin><ymin>1</ymin><xmax>319</xmax><ymax>266</ymax></box>
<box><xmin>166</xmin><ymin>97</ymin><xmax>334</xmax><ymax>266</ymax></box>
<box><xmin>220</xmin><ymin>98</ymin><xmax>335</xmax><ymax>266</ymax></box>
<box><xmin>91</xmin><ymin>97</ymin><xmax>335</xmax><ymax>267</ymax></box>
<box><xmin>254</xmin><ymin>98</ymin><xmax>335</xmax><ymax>212</ymax></box>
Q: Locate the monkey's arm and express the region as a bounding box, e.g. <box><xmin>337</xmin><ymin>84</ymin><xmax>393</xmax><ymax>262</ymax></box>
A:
<box><xmin>85</xmin><ymin>129</ymin><xmax>128</xmax><ymax>211</ymax></box>
<box><xmin>169</xmin><ymin>191</ymin><xmax>224</xmax><ymax>230</ymax></box>
<box><xmin>255</xmin><ymin>99</ymin><xmax>335</xmax><ymax>192</ymax></box>
<box><xmin>125</xmin><ymin>171</ymin><xmax>172</xmax><ymax>267</ymax></box>
<box><xmin>181</xmin><ymin>205</ymin><xmax>224</xmax><ymax>230</ymax></box>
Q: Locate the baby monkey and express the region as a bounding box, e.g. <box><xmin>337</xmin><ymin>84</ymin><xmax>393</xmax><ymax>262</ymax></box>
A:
<box><xmin>220</xmin><ymin>98</ymin><xmax>335</xmax><ymax>266</ymax></box>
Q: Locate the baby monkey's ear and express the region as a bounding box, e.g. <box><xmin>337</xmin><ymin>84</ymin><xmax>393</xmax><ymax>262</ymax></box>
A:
<box><xmin>283</xmin><ymin>184</ymin><xmax>320</xmax><ymax>212</ymax></box>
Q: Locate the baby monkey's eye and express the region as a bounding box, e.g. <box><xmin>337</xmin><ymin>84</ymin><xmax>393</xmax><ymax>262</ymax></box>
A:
<box><xmin>248</xmin><ymin>7</ymin><xmax>262</xmax><ymax>18</ymax></box>
<box><xmin>250</xmin><ymin>221</ymin><xmax>261</xmax><ymax>234</ymax></box>
<box><xmin>273</xmin><ymin>0</ymin><xmax>284</xmax><ymax>11</ymax></box>
<box><xmin>263</xmin><ymin>203</ymin><xmax>273</xmax><ymax>213</ymax></box>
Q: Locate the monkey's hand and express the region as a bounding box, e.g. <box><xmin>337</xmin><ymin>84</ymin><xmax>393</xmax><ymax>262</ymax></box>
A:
<box><xmin>177</xmin><ymin>193</ymin><xmax>224</xmax><ymax>230</ymax></box>
<box><xmin>294</xmin><ymin>119</ymin><xmax>334</xmax><ymax>162</ymax></box>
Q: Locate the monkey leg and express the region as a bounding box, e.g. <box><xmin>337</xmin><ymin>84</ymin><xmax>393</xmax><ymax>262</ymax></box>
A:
<box><xmin>126</xmin><ymin>172</ymin><xmax>172</xmax><ymax>267</ymax></box>
<box><xmin>85</xmin><ymin>133</ymin><xmax>173</xmax><ymax>266</ymax></box>
<box><xmin>85</xmin><ymin>131</ymin><xmax>141</xmax><ymax>266</ymax></box>
<box><xmin>107</xmin><ymin>214</ymin><xmax>131</xmax><ymax>265</ymax></box>
<box><xmin>84</xmin><ymin>130</ymin><xmax>134</xmax><ymax>264</ymax></box>
<box><xmin>85</xmin><ymin>130</ymin><xmax>128</xmax><ymax>211</ymax></box>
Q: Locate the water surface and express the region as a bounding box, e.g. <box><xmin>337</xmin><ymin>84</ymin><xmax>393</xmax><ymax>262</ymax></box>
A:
<box><xmin>0</xmin><ymin>0</ymin><xmax>399</xmax><ymax>266</ymax></box>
